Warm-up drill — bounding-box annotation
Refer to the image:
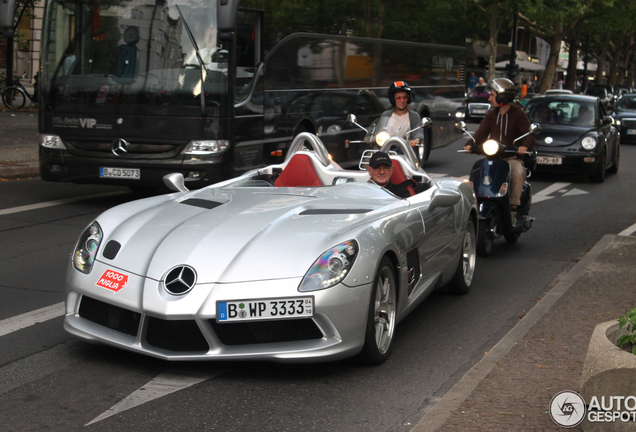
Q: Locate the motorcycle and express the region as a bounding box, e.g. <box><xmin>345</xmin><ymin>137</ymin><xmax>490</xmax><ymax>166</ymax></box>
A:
<box><xmin>456</xmin><ymin>120</ymin><xmax>541</xmax><ymax>256</ymax></box>
<box><xmin>347</xmin><ymin>114</ymin><xmax>432</xmax><ymax>169</ymax></box>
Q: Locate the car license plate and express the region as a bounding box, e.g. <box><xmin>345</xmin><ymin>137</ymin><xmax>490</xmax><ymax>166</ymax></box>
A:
<box><xmin>472</xmin><ymin>109</ymin><xmax>487</xmax><ymax>114</ymax></box>
<box><xmin>217</xmin><ymin>297</ymin><xmax>314</xmax><ymax>322</ymax></box>
<box><xmin>100</xmin><ymin>167</ymin><xmax>140</xmax><ymax>179</ymax></box>
<box><xmin>627</xmin><ymin>129</ymin><xmax>636</xmax><ymax>135</ymax></box>
<box><xmin>537</xmin><ymin>156</ymin><xmax>562</xmax><ymax>165</ymax></box>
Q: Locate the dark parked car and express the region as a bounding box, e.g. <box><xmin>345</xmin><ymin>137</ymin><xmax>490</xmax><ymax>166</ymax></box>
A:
<box><xmin>465</xmin><ymin>84</ymin><xmax>491</xmax><ymax>122</ymax></box>
<box><xmin>612</xmin><ymin>94</ymin><xmax>636</xmax><ymax>143</ymax></box>
<box><xmin>525</xmin><ymin>94</ymin><xmax>620</xmax><ymax>182</ymax></box>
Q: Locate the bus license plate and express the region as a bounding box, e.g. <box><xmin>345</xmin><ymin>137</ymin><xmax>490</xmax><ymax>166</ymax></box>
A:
<box><xmin>537</xmin><ymin>156</ymin><xmax>562</xmax><ymax>165</ymax></box>
<box><xmin>100</xmin><ymin>167</ymin><xmax>141</xmax><ymax>179</ymax></box>
<box><xmin>217</xmin><ymin>297</ymin><xmax>314</xmax><ymax>322</ymax></box>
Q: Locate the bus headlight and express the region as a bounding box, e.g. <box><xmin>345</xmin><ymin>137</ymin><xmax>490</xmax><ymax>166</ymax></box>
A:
<box><xmin>375</xmin><ymin>131</ymin><xmax>391</xmax><ymax>147</ymax></box>
<box><xmin>482</xmin><ymin>139</ymin><xmax>500</xmax><ymax>156</ymax></box>
<box><xmin>581</xmin><ymin>137</ymin><xmax>597</xmax><ymax>150</ymax></box>
<box><xmin>182</xmin><ymin>140</ymin><xmax>229</xmax><ymax>155</ymax></box>
<box><xmin>40</xmin><ymin>134</ymin><xmax>66</xmax><ymax>150</ymax></box>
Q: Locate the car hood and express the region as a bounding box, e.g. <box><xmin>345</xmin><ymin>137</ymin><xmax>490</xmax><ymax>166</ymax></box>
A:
<box><xmin>534</xmin><ymin>124</ymin><xmax>592</xmax><ymax>147</ymax></box>
<box><xmin>94</xmin><ymin>183</ymin><xmax>404</xmax><ymax>284</ymax></box>
<box><xmin>614</xmin><ymin>110</ymin><xmax>636</xmax><ymax>118</ymax></box>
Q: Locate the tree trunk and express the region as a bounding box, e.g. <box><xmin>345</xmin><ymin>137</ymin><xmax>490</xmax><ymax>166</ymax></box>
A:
<box><xmin>487</xmin><ymin>0</ymin><xmax>499</xmax><ymax>82</ymax></box>
<box><xmin>565</xmin><ymin>33</ymin><xmax>579</xmax><ymax>91</ymax></box>
<box><xmin>538</xmin><ymin>29</ymin><xmax>563</xmax><ymax>93</ymax></box>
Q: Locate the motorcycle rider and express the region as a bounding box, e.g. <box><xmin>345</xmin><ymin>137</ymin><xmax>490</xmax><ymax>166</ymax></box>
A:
<box><xmin>380</xmin><ymin>81</ymin><xmax>424</xmax><ymax>148</ymax></box>
<box><xmin>463</xmin><ymin>77</ymin><xmax>535</xmax><ymax>225</ymax></box>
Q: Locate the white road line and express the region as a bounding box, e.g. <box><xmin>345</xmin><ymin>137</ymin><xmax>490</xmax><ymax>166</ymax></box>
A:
<box><xmin>0</xmin><ymin>191</ymin><xmax>129</xmax><ymax>216</ymax></box>
<box><xmin>0</xmin><ymin>302</ymin><xmax>65</xmax><ymax>337</ymax></box>
<box><xmin>532</xmin><ymin>182</ymin><xmax>572</xmax><ymax>203</ymax></box>
<box><xmin>86</xmin><ymin>366</ymin><xmax>232</xmax><ymax>426</ymax></box>
<box><xmin>619</xmin><ymin>222</ymin><xmax>636</xmax><ymax>237</ymax></box>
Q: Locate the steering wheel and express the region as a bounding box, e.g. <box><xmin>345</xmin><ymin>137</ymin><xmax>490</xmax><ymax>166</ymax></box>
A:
<box><xmin>285</xmin><ymin>132</ymin><xmax>331</xmax><ymax>167</ymax></box>
<box><xmin>379</xmin><ymin>136</ymin><xmax>421</xmax><ymax>171</ymax></box>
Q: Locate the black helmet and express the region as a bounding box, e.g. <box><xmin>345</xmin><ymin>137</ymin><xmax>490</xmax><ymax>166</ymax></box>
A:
<box><xmin>489</xmin><ymin>78</ymin><xmax>517</xmax><ymax>105</ymax></box>
<box><xmin>389</xmin><ymin>80</ymin><xmax>412</xmax><ymax>106</ymax></box>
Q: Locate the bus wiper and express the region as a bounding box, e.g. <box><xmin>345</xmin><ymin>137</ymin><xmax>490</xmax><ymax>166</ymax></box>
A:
<box><xmin>175</xmin><ymin>4</ymin><xmax>206</xmax><ymax>116</ymax></box>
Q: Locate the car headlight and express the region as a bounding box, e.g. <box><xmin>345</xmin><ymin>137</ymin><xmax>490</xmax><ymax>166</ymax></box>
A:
<box><xmin>615</xmin><ymin>119</ymin><xmax>622</xmax><ymax>126</ymax></box>
<box><xmin>298</xmin><ymin>240</ymin><xmax>358</xmax><ymax>292</ymax></box>
<box><xmin>581</xmin><ymin>136</ymin><xmax>597</xmax><ymax>150</ymax></box>
<box><xmin>40</xmin><ymin>134</ymin><xmax>66</xmax><ymax>150</ymax></box>
<box><xmin>182</xmin><ymin>139</ymin><xmax>229</xmax><ymax>155</ymax></box>
<box><xmin>375</xmin><ymin>131</ymin><xmax>391</xmax><ymax>147</ymax></box>
<box><xmin>482</xmin><ymin>139</ymin><xmax>500</xmax><ymax>156</ymax></box>
<box><xmin>73</xmin><ymin>222</ymin><xmax>103</xmax><ymax>274</ymax></box>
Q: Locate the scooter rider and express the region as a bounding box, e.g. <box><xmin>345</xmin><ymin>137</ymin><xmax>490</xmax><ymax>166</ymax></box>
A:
<box><xmin>463</xmin><ymin>78</ymin><xmax>535</xmax><ymax>225</ymax></box>
<box><xmin>381</xmin><ymin>81</ymin><xmax>423</xmax><ymax>148</ymax></box>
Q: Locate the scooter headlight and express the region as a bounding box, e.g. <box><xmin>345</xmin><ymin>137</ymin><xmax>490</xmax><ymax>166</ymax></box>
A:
<box><xmin>375</xmin><ymin>131</ymin><xmax>391</xmax><ymax>147</ymax></box>
<box><xmin>482</xmin><ymin>139</ymin><xmax>500</xmax><ymax>156</ymax></box>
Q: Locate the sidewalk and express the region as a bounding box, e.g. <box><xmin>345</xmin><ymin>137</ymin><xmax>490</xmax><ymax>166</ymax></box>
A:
<box><xmin>412</xmin><ymin>233</ymin><xmax>636</xmax><ymax>432</ymax></box>
<box><xmin>0</xmin><ymin>107</ymin><xmax>40</xmax><ymax>180</ymax></box>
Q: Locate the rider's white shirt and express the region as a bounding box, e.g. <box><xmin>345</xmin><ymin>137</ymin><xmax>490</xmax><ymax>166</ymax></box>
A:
<box><xmin>387</xmin><ymin>112</ymin><xmax>411</xmax><ymax>138</ymax></box>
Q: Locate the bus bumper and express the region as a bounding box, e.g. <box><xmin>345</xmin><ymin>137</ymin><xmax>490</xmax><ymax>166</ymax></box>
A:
<box><xmin>39</xmin><ymin>147</ymin><xmax>229</xmax><ymax>188</ymax></box>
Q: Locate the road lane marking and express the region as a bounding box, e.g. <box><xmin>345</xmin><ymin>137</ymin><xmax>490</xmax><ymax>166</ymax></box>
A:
<box><xmin>619</xmin><ymin>222</ymin><xmax>636</xmax><ymax>237</ymax></box>
<box><xmin>533</xmin><ymin>182</ymin><xmax>572</xmax><ymax>203</ymax></box>
<box><xmin>0</xmin><ymin>302</ymin><xmax>65</xmax><ymax>337</ymax></box>
<box><xmin>86</xmin><ymin>365</ymin><xmax>232</xmax><ymax>426</ymax></box>
<box><xmin>0</xmin><ymin>191</ymin><xmax>129</xmax><ymax>216</ymax></box>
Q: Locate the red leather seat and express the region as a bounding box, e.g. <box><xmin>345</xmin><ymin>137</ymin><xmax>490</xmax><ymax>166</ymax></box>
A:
<box><xmin>274</xmin><ymin>154</ymin><xmax>323</xmax><ymax>187</ymax></box>
<box><xmin>390</xmin><ymin>159</ymin><xmax>416</xmax><ymax>196</ymax></box>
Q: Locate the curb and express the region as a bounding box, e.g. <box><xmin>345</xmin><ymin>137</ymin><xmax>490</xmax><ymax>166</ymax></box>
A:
<box><xmin>0</xmin><ymin>162</ymin><xmax>39</xmax><ymax>180</ymax></box>
<box><xmin>410</xmin><ymin>234</ymin><xmax>617</xmax><ymax>432</ymax></box>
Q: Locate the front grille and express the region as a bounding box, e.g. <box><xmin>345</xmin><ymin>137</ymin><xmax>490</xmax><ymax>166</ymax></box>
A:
<box><xmin>210</xmin><ymin>318</ymin><xmax>323</xmax><ymax>345</ymax></box>
<box><xmin>145</xmin><ymin>317</ymin><xmax>209</xmax><ymax>352</ymax></box>
<box><xmin>78</xmin><ymin>295</ymin><xmax>140</xmax><ymax>336</ymax></box>
<box><xmin>65</xmin><ymin>139</ymin><xmax>185</xmax><ymax>159</ymax></box>
<box><xmin>622</xmin><ymin>118</ymin><xmax>636</xmax><ymax>128</ymax></box>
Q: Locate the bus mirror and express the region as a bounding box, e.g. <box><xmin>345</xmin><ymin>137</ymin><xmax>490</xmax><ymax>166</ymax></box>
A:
<box><xmin>218</xmin><ymin>31</ymin><xmax>233</xmax><ymax>42</ymax></box>
<box><xmin>217</xmin><ymin>0</ymin><xmax>240</xmax><ymax>31</ymax></box>
<box><xmin>0</xmin><ymin>0</ymin><xmax>17</xmax><ymax>30</ymax></box>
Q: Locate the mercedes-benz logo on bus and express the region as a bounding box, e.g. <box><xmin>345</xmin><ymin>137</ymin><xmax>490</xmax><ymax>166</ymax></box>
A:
<box><xmin>111</xmin><ymin>139</ymin><xmax>129</xmax><ymax>156</ymax></box>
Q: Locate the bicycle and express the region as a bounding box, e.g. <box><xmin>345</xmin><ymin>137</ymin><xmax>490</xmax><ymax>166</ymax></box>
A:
<box><xmin>2</xmin><ymin>72</ymin><xmax>38</xmax><ymax>109</ymax></box>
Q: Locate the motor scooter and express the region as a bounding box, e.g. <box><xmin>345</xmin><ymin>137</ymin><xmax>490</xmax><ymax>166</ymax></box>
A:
<box><xmin>456</xmin><ymin>121</ymin><xmax>541</xmax><ymax>256</ymax></box>
<box><xmin>347</xmin><ymin>114</ymin><xmax>432</xmax><ymax>169</ymax></box>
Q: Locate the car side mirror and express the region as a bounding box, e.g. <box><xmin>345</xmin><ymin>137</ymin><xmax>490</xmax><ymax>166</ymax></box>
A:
<box><xmin>428</xmin><ymin>189</ymin><xmax>461</xmax><ymax>212</ymax></box>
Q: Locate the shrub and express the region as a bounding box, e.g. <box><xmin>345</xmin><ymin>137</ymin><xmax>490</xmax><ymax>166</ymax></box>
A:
<box><xmin>617</xmin><ymin>308</ymin><xmax>636</xmax><ymax>355</ymax></box>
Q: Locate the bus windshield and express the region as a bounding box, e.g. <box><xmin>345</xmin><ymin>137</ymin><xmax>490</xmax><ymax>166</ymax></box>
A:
<box><xmin>42</xmin><ymin>0</ymin><xmax>230</xmax><ymax>115</ymax></box>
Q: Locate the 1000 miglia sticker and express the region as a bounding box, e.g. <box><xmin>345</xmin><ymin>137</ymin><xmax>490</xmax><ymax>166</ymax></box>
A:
<box><xmin>96</xmin><ymin>269</ymin><xmax>129</xmax><ymax>292</ymax></box>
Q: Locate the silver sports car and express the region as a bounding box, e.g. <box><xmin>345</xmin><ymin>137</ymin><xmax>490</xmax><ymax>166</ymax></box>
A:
<box><xmin>64</xmin><ymin>134</ymin><xmax>477</xmax><ymax>364</ymax></box>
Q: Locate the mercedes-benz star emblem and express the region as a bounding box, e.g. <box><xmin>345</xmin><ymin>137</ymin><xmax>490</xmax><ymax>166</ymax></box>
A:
<box><xmin>162</xmin><ymin>265</ymin><xmax>197</xmax><ymax>295</ymax></box>
<box><xmin>111</xmin><ymin>139</ymin><xmax>129</xmax><ymax>156</ymax></box>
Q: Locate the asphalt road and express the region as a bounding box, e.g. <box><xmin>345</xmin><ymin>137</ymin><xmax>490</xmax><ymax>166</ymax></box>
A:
<box><xmin>1</xmin><ymin>131</ymin><xmax>635</xmax><ymax>431</ymax></box>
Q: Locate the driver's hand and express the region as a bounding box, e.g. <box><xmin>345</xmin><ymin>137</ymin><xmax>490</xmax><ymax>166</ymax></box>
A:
<box><xmin>409</xmin><ymin>139</ymin><xmax>419</xmax><ymax>147</ymax></box>
<box><xmin>518</xmin><ymin>145</ymin><xmax>528</xmax><ymax>155</ymax></box>
<box><xmin>463</xmin><ymin>144</ymin><xmax>473</xmax><ymax>152</ymax></box>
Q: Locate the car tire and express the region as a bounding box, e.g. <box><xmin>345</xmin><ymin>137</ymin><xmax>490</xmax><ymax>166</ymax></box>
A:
<box><xmin>608</xmin><ymin>142</ymin><xmax>620</xmax><ymax>174</ymax></box>
<box><xmin>448</xmin><ymin>218</ymin><xmax>476</xmax><ymax>295</ymax></box>
<box><xmin>590</xmin><ymin>151</ymin><xmax>606</xmax><ymax>183</ymax></box>
<box><xmin>358</xmin><ymin>256</ymin><xmax>397</xmax><ymax>365</ymax></box>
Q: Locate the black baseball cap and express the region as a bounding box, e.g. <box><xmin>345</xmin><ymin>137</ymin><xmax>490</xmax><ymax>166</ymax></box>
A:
<box><xmin>369</xmin><ymin>152</ymin><xmax>393</xmax><ymax>168</ymax></box>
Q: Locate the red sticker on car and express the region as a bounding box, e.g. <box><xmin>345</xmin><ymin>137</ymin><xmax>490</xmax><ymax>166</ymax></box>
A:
<box><xmin>96</xmin><ymin>269</ymin><xmax>129</xmax><ymax>292</ymax></box>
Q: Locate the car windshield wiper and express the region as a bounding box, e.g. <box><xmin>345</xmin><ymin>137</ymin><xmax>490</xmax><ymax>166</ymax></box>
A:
<box><xmin>175</xmin><ymin>4</ymin><xmax>206</xmax><ymax>116</ymax></box>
